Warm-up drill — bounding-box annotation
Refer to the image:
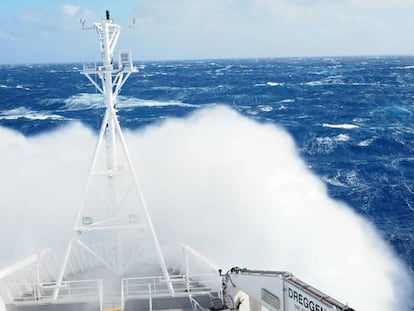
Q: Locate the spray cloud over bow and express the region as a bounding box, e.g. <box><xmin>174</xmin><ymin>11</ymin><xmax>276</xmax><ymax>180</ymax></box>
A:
<box><xmin>0</xmin><ymin>106</ymin><xmax>411</xmax><ymax>311</ymax></box>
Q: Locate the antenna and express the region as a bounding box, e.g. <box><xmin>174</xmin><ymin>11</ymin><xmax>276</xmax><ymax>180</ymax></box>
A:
<box><xmin>80</xmin><ymin>18</ymin><xmax>94</xmax><ymax>30</ymax></box>
<box><xmin>129</xmin><ymin>17</ymin><xmax>137</xmax><ymax>29</ymax></box>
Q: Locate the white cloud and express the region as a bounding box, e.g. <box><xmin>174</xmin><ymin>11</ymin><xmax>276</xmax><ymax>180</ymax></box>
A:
<box><xmin>0</xmin><ymin>30</ymin><xmax>18</xmax><ymax>42</ymax></box>
<box><xmin>18</xmin><ymin>10</ymin><xmax>44</xmax><ymax>24</ymax></box>
<box><xmin>349</xmin><ymin>0</ymin><xmax>414</xmax><ymax>9</ymax></box>
<box><xmin>61</xmin><ymin>4</ymin><xmax>80</xmax><ymax>17</ymax></box>
<box><xmin>3</xmin><ymin>0</ymin><xmax>414</xmax><ymax>62</ymax></box>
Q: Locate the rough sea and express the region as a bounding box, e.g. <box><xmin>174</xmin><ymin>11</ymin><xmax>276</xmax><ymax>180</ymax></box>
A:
<box><xmin>1</xmin><ymin>56</ymin><xmax>414</xmax><ymax>309</ymax></box>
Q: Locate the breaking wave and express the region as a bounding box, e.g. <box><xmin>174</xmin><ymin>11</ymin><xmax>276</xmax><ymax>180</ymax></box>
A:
<box><xmin>323</xmin><ymin>123</ymin><xmax>359</xmax><ymax>129</ymax></box>
<box><xmin>0</xmin><ymin>106</ymin><xmax>410</xmax><ymax>311</ymax></box>
<box><xmin>0</xmin><ymin>107</ymin><xmax>65</xmax><ymax>121</ymax></box>
<box><xmin>62</xmin><ymin>93</ymin><xmax>199</xmax><ymax>110</ymax></box>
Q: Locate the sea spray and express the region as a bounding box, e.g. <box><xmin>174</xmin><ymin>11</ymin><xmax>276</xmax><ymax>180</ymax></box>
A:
<box><xmin>126</xmin><ymin>106</ymin><xmax>412</xmax><ymax>310</ymax></box>
<box><xmin>0</xmin><ymin>106</ymin><xmax>411</xmax><ymax>310</ymax></box>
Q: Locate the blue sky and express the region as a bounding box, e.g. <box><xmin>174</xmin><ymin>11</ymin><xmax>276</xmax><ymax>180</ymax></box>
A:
<box><xmin>2</xmin><ymin>0</ymin><xmax>414</xmax><ymax>63</ymax></box>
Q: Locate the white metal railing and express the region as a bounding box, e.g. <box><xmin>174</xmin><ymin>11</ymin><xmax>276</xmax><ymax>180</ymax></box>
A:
<box><xmin>2</xmin><ymin>279</ymin><xmax>102</xmax><ymax>304</ymax></box>
<box><xmin>0</xmin><ymin>241</ymin><xmax>221</xmax><ymax>309</ymax></box>
<box><xmin>122</xmin><ymin>273</ymin><xmax>216</xmax><ymax>299</ymax></box>
<box><xmin>189</xmin><ymin>295</ymin><xmax>210</xmax><ymax>311</ymax></box>
<box><xmin>82</xmin><ymin>61</ymin><xmax>97</xmax><ymax>72</ymax></box>
<box><xmin>148</xmin><ymin>284</ymin><xmax>153</xmax><ymax>311</ymax></box>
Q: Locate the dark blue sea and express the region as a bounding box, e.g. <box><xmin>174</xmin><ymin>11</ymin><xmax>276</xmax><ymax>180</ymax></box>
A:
<box><xmin>1</xmin><ymin>56</ymin><xmax>414</xmax><ymax>306</ymax></box>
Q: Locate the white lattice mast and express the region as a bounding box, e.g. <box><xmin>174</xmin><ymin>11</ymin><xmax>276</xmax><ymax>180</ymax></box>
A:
<box><xmin>53</xmin><ymin>11</ymin><xmax>173</xmax><ymax>300</ymax></box>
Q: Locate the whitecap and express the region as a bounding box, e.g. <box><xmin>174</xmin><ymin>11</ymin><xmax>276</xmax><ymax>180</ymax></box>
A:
<box><xmin>64</xmin><ymin>93</ymin><xmax>102</xmax><ymax>110</ymax></box>
<box><xmin>305</xmin><ymin>75</ymin><xmax>344</xmax><ymax>86</ymax></box>
<box><xmin>254</xmin><ymin>82</ymin><xmax>284</xmax><ymax>87</ymax></box>
<box><xmin>358</xmin><ymin>138</ymin><xmax>375</xmax><ymax>147</ymax></box>
<box><xmin>215</xmin><ymin>65</ymin><xmax>233</xmax><ymax>74</ymax></box>
<box><xmin>310</xmin><ymin>134</ymin><xmax>350</xmax><ymax>155</ymax></box>
<box><xmin>259</xmin><ymin>105</ymin><xmax>273</xmax><ymax>112</ymax></box>
<box><xmin>305</xmin><ymin>80</ymin><xmax>323</xmax><ymax>86</ymax></box>
<box><xmin>15</xmin><ymin>85</ymin><xmax>30</xmax><ymax>91</ymax></box>
<box><xmin>64</xmin><ymin>93</ymin><xmax>199</xmax><ymax>110</ymax></box>
<box><xmin>336</xmin><ymin>134</ymin><xmax>350</xmax><ymax>141</ymax></box>
<box><xmin>321</xmin><ymin>176</ymin><xmax>347</xmax><ymax>187</ymax></box>
<box><xmin>0</xmin><ymin>107</ymin><xmax>65</xmax><ymax>121</ymax></box>
<box><xmin>246</xmin><ymin>110</ymin><xmax>258</xmax><ymax>115</ymax></box>
<box><xmin>323</xmin><ymin>123</ymin><xmax>359</xmax><ymax>129</ymax></box>
<box><xmin>266</xmin><ymin>82</ymin><xmax>283</xmax><ymax>86</ymax></box>
<box><xmin>120</xmin><ymin>98</ymin><xmax>199</xmax><ymax>108</ymax></box>
<box><xmin>279</xmin><ymin>99</ymin><xmax>295</xmax><ymax>104</ymax></box>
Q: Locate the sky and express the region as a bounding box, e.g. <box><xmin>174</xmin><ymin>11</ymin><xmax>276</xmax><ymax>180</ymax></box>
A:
<box><xmin>2</xmin><ymin>0</ymin><xmax>414</xmax><ymax>63</ymax></box>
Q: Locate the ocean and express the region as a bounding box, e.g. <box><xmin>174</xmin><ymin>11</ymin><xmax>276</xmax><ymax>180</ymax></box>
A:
<box><xmin>1</xmin><ymin>56</ymin><xmax>413</xmax><ymax>310</ymax></box>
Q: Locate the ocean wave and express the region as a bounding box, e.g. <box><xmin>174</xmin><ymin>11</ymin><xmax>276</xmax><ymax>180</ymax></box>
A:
<box><xmin>279</xmin><ymin>99</ymin><xmax>295</xmax><ymax>104</ymax></box>
<box><xmin>358</xmin><ymin>138</ymin><xmax>375</xmax><ymax>147</ymax></box>
<box><xmin>316</xmin><ymin>134</ymin><xmax>351</xmax><ymax>145</ymax></box>
<box><xmin>63</xmin><ymin>93</ymin><xmax>199</xmax><ymax>111</ymax></box>
<box><xmin>254</xmin><ymin>81</ymin><xmax>284</xmax><ymax>87</ymax></box>
<box><xmin>335</xmin><ymin>134</ymin><xmax>350</xmax><ymax>141</ymax></box>
<box><xmin>304</xmin><ymin>75</ymin><xmax>345</xmax><ymax>86</ymax></box>
<box><xmin>322</xmin><ymin>170</ymin><xmax>361</xmax><ymax>188</ymax></box>
<box><xmin>305</xmin><ymin>134</ymin><xmax>351</xmax><ymax>155</ymax></box>
<box><xmin>215</xmin><ymin>65</ymin><xmax>233</xmax><ymax>74</ymax></box>
<box><xmin>305</xmin><ymin>80</ymin><xmax>324</xmax><ymax>86</ymax></box>
<box><xmin>120</xmin><ymin>98</ymin><xmax>199</xmax><ymax>108</ymax></box>
<box><xmin>259</xmin><ymin>105</ymin><xmax>273</xmax><ymax>112</ymax></box>
<box><xmin>63</xmin><ymin>93</ymin><xmax>102</xmax><ymax>110</ymax></box>
<box><xmin>266</xmin><ymin>82</ymin><xmax>284</xmax><ymax>86</ymax></box>
<box><xmin>0</xmin><ymin>107</ymin><xmax>65</xmax><ymax>121</ymax></box>
<box><xmin>322</xmin><ymin>176</ymin><xmax>347</xmax><ymax>187</ymax></box>
<box><xmin>317</xmin><ymin>134</ymin><xmax>350</xmax><ymax>143</ymax></box>
<box><xmin>15</xmin><ymin>85</ymin><xmax>30</xmax><ymax>91</ymax></box>
<box><xmin>0</xmin><ymin>84</ymin><xmax>30</xmax><ymax>90</ymax></box>
<box><xmin>323</xmin><ymin>123</ymin><xmax>359</xmax><ymax>129</ymax></box>
<box><xmin>152</xmin><ymin>85</ymin><xmax>231</xmax><ymax>94</ymax></box>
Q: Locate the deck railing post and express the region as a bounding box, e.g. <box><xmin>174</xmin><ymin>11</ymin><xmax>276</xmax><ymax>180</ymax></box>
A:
<box><xmin>148</xmin><ymin>284</ymin><xmax>153</xmax><ymax>311</ymax></box>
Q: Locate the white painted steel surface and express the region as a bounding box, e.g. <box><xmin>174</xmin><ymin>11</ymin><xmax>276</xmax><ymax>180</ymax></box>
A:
<box><xmin>223</xmin><ymin>269</ymin><xmax>354</xmax><ymax>311</ymax></box>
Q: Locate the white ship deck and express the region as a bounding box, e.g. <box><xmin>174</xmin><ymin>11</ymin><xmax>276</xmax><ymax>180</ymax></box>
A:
<box><xmin>0</xmin><ymin>241</ymin><xmax>221</xmax><ymax>311</ymax></box>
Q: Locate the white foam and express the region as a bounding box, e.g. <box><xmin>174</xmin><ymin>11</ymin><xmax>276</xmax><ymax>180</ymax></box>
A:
<box><xmin>323</xmin><ymin>123</ymin><xmax>359</xmax><ymax>129</ymax></box>
<box><xmin>305</xmin><ymin>80</ymin><xmax>324</xmax><ymax>86</ymax></box>
<box><xmin>358</xmin><ymin>138</ymin><xmax>375</xmax><ymax>147</ymax></box>
<box><xmin>259</xmin><ymin>105</ymin><xmax>273</xmax><ymax>112</ymax></box>
<box><xmin>279</xmin><ymin>99</ymin><xmax>295</xmax><ymax>104</ymax></box>
<box><xmin>0</xmin><ymin>107</ymin><xmax>64</xmax><ymax>121</ymax></box>
<box><xmin>315</xmin><ymin>133</ymin><xmax>350</xmax><ymax>149</ymax></box>
<box><xmin>266</xmin><ymin>81</ymin><xmax>283</xmax><ymax>86</ymax></box>
<box><xmin>254</xmin><ymin>82</ymin><xmax>284</xmax><ymax>87</ymax></box>
<box><xmin>336</xmin><ymin>134</ymin><xmax>350</xmax><ymax>141</ymax></box>
<box><xmin>0</xmin><ymin>107</ymin><xmax>411</xmax><ymax>311</ymax></box>
<box><xmin>120</xmin><ymin>98</ymin><xmax>199</xmax><ymax>108</ymax></box>
<box><xmin>15</xmin><ymin>85</ymin><xmax>30</xmax><ymax>91</ymax></box>
<box><xmin>305</xmin><ymin>75</ymin><xmax>344</xmax><ymax>87</ymax></box>
<box><xmin>64</xmin><ymin>93</ymin><xmax>198</xmax><ymax>110</ymax></box>
<box><xmin>321</xmin><ymin>176</ymin><xmax>347</xmax><ymax>187</ymax></box>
